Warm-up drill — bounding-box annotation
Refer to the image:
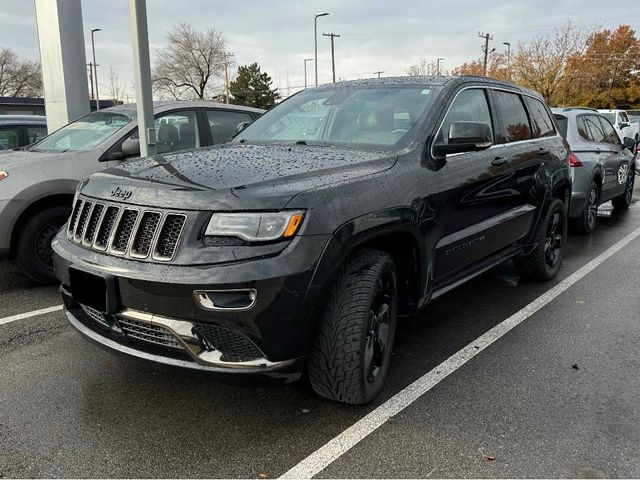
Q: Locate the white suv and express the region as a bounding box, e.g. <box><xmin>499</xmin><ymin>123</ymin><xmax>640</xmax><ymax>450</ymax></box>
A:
<box><xmin>598</xmin><ymin>109</ymin><xmax>639</xmax><ymax>142</ymax></box>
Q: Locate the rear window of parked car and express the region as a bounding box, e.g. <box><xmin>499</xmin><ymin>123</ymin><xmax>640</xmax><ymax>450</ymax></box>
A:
<box><xmin>525</xmin><ymin>97</ymin><xmax>555</xmax><ymax>137</ymax></box>
<box><xmin>493</xmin><ymin>90</ymin><xmax>532</xmax><ymax>143</ymax></box>
<box><xmin>553</xmin><ymin>114</ymin><xmax>568</xmax><ymax>138</ymax></box>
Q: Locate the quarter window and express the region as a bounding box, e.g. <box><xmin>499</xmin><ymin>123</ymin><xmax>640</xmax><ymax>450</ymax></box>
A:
<box><xmin>436</xmin><ymin>88</ymin><xmax>493</xmax><ymax>145</ymax></box>
<box><xmin>493</xmin><ymin>91</ymin><xmax>532</xmax><ymax>143</ymax></box>
<box><xmin>206</xmin><ymin>110</ymin><xmax>254</xmax><ymax>144</ymax></box>
<box><xmin>525</xmin><ymin>97</ymin><xmax>555</xmax><ymax>138</ymax></box>
<box><xmin>576</xmin><ymin>116</ymin><xmax>590</xmax><ymax>141</ymax></box>
<box><xmin>584</xmin><ymin>116</ymin><xmax>606</xmax><ymax>143</ymax></box>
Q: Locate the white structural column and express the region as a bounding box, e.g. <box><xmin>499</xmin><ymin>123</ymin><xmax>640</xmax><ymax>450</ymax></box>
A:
<box><xmin>129</xmin><ymin>0</ymin><xmax>156</xmax><ymax>157</ymax></box>
<box><xmin>35</xmin><ymin>0</ymin><xmax>90</xmax><ymax>132</ymax></box>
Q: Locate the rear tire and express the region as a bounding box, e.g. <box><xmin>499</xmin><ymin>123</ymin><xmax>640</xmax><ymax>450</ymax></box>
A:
<box><xmin>516</xmin><ymin>198</ymin><xmax>567</xmax><ymax>281</ymax></box>
<box><xmin>308</xmin><ymin>249</ymin><xmax>397</xmax><ymax>405</ymax></box>
<box><xmin>612</xmin><ymin>164</ymin><xmax>635</xmax><ymax>210</ymax></box>
<box><xmin>571</xmin><ymin>181</ymin><xmax>598</xmax><ymax>235</ymax></box>
<box><xmin>15</xmin><ymin>206</ymin><xmax>70</xmax><ymax>284</ymax></box>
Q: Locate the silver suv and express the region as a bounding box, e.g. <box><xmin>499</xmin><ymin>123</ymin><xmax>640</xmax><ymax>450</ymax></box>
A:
<box><xmin>0</xmin><ymin>101</ymin><xmax>263</xmax><ymax>282</ymax></box>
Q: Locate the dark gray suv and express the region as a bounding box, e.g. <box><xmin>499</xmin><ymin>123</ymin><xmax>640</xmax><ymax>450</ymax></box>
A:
<box><xmin>553</xmin><ymin>108</ymin><xmax>636</xmax><ymax>234</ymax></box>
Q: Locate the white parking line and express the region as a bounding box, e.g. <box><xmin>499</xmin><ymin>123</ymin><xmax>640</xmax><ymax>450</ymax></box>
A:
<box><xmin>0</xmin><ymin>305</ymin><xmax>63</xmax><ymax>326</ymax></box>
<box><xmin>281</xmin><ymin>224</ymin><xmax>640</xmax><ymax>479</ymax></box>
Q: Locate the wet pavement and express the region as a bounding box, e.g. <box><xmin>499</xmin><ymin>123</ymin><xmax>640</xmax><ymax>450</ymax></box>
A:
<box><xmin>1</xmin><ymin>185</ymin><xmax>639</xmax><ymax>478</ymax></box>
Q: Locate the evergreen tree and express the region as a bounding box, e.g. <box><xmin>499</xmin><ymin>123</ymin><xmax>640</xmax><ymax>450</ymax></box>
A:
<box><xmin>229</xmin><ymin>63</ymin><xmax>281</xmax><ymax>109</ymax></box>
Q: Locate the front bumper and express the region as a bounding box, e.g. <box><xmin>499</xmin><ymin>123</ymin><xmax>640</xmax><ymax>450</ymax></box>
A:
<box><xmin>54</xmin><ymin>232</ymin><xmax>347</xmax><ymax>373</ymax></box>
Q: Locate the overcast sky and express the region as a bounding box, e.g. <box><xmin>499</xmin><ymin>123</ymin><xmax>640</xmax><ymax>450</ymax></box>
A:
<box><xmin>1</xmin><ymin>1</ymin><xmax>639</xmax><ymax>100</ymax></box>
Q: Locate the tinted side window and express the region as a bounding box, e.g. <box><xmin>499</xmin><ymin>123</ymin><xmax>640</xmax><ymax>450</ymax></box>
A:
<box><xmin>598</xmin><ymin>116</ymin><xmax>620</xmax><ymax>145</ymax></box>
<box><xmin>576</xmin><ymin>116</ymin><xmax>590</xmax><ymax>141</ymax></box>
<box><xmin>0</xmin><ymin>127</ymin><xmax>20</xmax><ymax>150</ymax></box>
<box><xmin>207</xmin><ymin>110</ymin><xmax>253</xmax><ymax>144</ymax></box>
<box><xmin>493</xmin><ymin>91</ymin><xmax>532</xmax><ymax>143</ymax></box>
<box><xmin>525</xmin><ymin>97</ymin><xmax>555</xmax><ymax>137</ymax></box>
<box><xmin>26</xmin><ymin>126</ymin><xmax>48</xmax><ymax>145</ymax></box>
<box><xmin>584</xmin><ymin>115</ymin><xmax>606</xmax><ymax>143</ymax></box>
<box><xmin>436</xmin><ymin>88</ymin><xmax>493</xmax><ymax>145</ymax></box>
<box><xmin>553</xmin><ymin>114</ymin><xmax>567</xmax><ymax>138</ymax></box>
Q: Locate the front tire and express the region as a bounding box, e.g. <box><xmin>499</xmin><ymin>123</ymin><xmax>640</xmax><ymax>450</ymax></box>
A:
<box><xmin>308</xmin><ymin>249</ymin><xmax>397</xmax><ymax>405</ymax></box>
<box><xmin>612</xmin><ymin>164</ymin><xmax>635</xmax><ymax>210</ymax></box>
<box><xmin>516</xmin><ymin>198</ymin><xmax>567</xmax><ymax>281</ymax></box>
<box><xmin>15</xmin><ymin>206</ymin><xmax>70</xmax><ymax>284</ymax></box>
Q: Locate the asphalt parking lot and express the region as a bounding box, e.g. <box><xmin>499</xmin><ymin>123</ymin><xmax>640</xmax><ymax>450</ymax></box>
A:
<box><xmin>1</xmin><ymin>184</ymin><xmax>640</xmax><ymax>479</ymax></box>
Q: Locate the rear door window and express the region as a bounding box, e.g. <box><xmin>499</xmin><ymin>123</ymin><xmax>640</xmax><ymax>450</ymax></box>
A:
<box><xmin>155</xmin><ymin>110</ymin><xmax>200</xmax><ymax>153</ymax></box>
<box><xmin>525</xmin><ymin>97</ymin><xmax>555</xmax><ymax>137</ymax></box>
<box><xmin>493</xmin><ymin>90</ymin><xmax>532</xmax><ymax>143</ymax></box>
<box><xmin>207</xmin><ymin>110</ymin><xmax>254</xmax><ymax>144</ymax></box>
<box><xmin>598</xmin><ymin>116</ymin><xmax>621</xmax><ymax>145</ymax></box>
<box><xmin>584</xmin><ymin>115</ymin><xmax>606</xmax><ymax>143</ymax></box>
<box><xmin>553</xmin><ymin>114</ymin><xmax>567</xmax><ymax>138</ymax></box>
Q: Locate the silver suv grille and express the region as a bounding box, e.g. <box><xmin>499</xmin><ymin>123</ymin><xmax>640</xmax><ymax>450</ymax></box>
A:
<box><xmin>67</xmin><ymin>196</ymin><xmax>186</xmax><ymax>261</ymax></box>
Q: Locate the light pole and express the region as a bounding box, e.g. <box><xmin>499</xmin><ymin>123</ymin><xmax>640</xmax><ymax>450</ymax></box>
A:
<box><xmin>304</xmin><ymin>58</ymin><xmax>313</xmax><ymax>89</ymax></box>
<box><xmin>503</xmin><ymin>42</ymin><xmax>511</xmax><ymax>80</ymax></box>
<box><xmin>436</xmin><ymin>57</ymin><xmax>444</xmax><ymax>76</ymax></box>
<box><xmin>322</xmin><ymin>33</ymin><xmax>340</xmax><ymax>83</ymax></box>
<box><xmin>90</xmin><ymin>28</ymin><xmax>101</xmax><ymax>110</ymax></box>
<box><xmin>314</xmin><ymin>12</ymin><xmax>329</xmax><ymax>86</ymax></box>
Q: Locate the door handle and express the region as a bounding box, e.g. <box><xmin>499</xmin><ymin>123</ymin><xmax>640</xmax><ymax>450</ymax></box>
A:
<box><xmin>491</xmin><ymin>157</ymin><xmax>508</xmax><ymax>167</ymax></box>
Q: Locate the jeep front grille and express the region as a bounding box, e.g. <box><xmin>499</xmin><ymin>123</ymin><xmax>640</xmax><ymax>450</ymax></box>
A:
<box><xmin>118</xmin><ymin>317</ymin><xmax>183</xmax><ymax>349</ymax></box>
<box><xmin>67</xmin><ymin>196</ymin><xmax>187</xmax><ymax>262</ymax></box>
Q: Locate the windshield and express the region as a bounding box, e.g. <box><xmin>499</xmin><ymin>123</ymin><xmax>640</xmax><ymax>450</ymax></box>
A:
<box><xmin>235</xmin><ymin>85</ymin><xmax>441</xmax><ymax>149</ymax></box>
<box><xmin>601</xmin><ymin>112</ymin><xmax>615</xmax><ymax>123</ymax></box>
<box><xmin>31</xmin><ymin>109</ymin><xmax>136</xmax><ymax>152</ymax></box>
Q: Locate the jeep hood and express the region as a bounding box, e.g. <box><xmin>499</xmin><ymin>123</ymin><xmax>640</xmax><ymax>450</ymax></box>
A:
<box><xmin>80</xmin><ymin>143</ymin><xmax>397</xmax><ymax>210</ymax></box>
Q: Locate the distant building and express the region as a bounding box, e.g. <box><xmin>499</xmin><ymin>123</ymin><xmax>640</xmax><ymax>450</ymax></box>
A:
<box><xmin>0</xmin><ymin>97</ymin><xmax>119</xmax><ymax>116</ymax></box>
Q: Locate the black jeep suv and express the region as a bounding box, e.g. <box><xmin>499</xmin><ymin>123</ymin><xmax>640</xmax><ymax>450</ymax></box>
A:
<box><xmin>53</xmin><ymin>76</ymin><xmax>571</xmax><ymax>404</ymax></box>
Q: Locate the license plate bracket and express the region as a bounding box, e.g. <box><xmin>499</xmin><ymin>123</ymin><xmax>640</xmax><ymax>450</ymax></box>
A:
<box><xmin>69</xmin><ymin>268</ymin><xmax>119</xmax><ymax>313</ymax></box>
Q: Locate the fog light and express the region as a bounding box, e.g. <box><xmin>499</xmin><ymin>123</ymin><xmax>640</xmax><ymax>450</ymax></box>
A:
<box><xmin>193</xmin><ymin>289</ymin><xmax>257</xmax><ymax>311</ymax></box>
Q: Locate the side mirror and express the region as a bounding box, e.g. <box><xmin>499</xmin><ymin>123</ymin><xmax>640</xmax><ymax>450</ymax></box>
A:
<box><xmin>236</xmin><ymin>120</ymin><xmax>252</xmax><ymax>134</ymax></box>
<box><xmin>433</xmin><ymin>121</ymin><xmax>493</xmax><ymax>156</ymax></box>
<box><xmin>620</xmin><ymin>121</ymin><xmax>630</xmax><ymax>129</ymax></box>
<box><xmin>121</xmin><ymin>138</ymin><xmax>141</xmax><ymax>158</ymax></box>
<box><xmin>622</xmin><ymin>136</ymin><xmax>636</xmax><ymax>151</ymax></box>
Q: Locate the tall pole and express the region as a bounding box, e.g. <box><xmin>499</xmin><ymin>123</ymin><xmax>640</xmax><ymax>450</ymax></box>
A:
<box><xmin>323</xmin><ymin>32</ymin><xmax>340</xmax><ymax>83</ymax></box>
<box><xmin>129</xmin><ymin>0</ymin><xmax>156</xmax><ymax>157</ymax></box>
<box><xmin>373</xmin><ymin>71</ymin><xmax>384</xmax><ymax>78</ymax></box>
<box><xmin>91</xmin><ymin>28</ymin><xmax>101</xmax><ymax>109</ymax></box>
<box><xmin>222</xmin><ymin>52</ymin><xmax>234</xmax><ymax>103</ymax></box>
<box><xmin>503</xmin><ymin>42</ymin><xmax>511</xmax><ymax>80</ymax></box>
<box><xmin>479</xmin><ymin>32</ymin><xmax>493</xmax><ymax>76</ymax></box>
<box><xmin>87</xmin><ymin>62</ymin><xmax>94</xmax><ymax>100</ymax></box>
<box><xmin>314</xmin><ymin>12</ymin><xmax>329</xmax><ymax>86</ymax></box>
<box><xmin>436</xmin><ymin>57</ymin><xmax>444</xmax><ymax>76</ymax></box>
<box><xmin>304</xmin><ymin>58</ymin><xmax>313</xmax><ymax>89</ymax></box>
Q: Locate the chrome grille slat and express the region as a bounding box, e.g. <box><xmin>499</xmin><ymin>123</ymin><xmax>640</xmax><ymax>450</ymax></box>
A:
<box><xmin>118</xmin><ymin>318</ymin><xmax>182</xmax><ymax>349</ymax></box>
<box><xmin>69</xmin><ymin>196</ymin><xmax>187</xmax><ymax>262</ymax></box>
<box><xmin>80</xmin><ymin>304</ymin><xmax>109</xmax><ymax>328</ymax></box>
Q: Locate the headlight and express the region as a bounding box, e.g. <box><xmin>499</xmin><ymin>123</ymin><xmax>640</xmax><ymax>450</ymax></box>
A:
<box><xmin>205</xmin><ymin>211</ymin><xmax>305</xmax><ymax>242</ymax></box>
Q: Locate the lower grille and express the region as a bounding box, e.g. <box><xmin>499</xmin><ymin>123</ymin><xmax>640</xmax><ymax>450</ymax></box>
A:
<box><xmin>193</xmin><ymin>324</ymin><xmax>262</xmax><ymax>361</ymax></box>
<box><xmin>118</xmin><ymin>317</ymin><xmax>183</xmax><ymax>349</ymax></box>
<box><xmin>80</xmin><ymin>304</ymin><xmax>109</xmax><ymax>328</ymax></box>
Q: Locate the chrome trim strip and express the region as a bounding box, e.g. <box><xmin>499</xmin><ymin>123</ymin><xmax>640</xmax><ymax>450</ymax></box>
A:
<box><xmin>65</xmin><ymin>310</ymin><xmax>297</xmax><ymax>373</ymax></box>
<box><xmin>82</xmin><ymin>203</ymin><xmax>104</xmax><ymax>247</ymax></box>
<box><xmin>193</xmin><ymin>288</ymin><xmax>258</xmax><ymax>312</ymax></box>
<box><xmin>67</xmin><ymin>198</ymin><xmax>82</xmax><ymax>238</ymax></box>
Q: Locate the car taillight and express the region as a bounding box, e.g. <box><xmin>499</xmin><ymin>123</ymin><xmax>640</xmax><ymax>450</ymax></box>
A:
<box><xmin>569</xmin><ymin>152</ymin><xmax>583</xmax><ymax>167</ymax></box>
<box><xmin>0</xmin><ymin>171</ymin><xmax>8</xmax><ymax>181</ymax></box>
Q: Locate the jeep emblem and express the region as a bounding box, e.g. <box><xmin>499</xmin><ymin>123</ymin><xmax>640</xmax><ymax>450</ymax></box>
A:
<box><xmin>110</xmin><ymin>186</ymin><xmax>132</xmax><ymax>200</ymax></box>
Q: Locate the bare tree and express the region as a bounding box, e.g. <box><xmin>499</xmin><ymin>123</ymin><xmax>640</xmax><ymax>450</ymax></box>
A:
<box><xmin>406</xmin><ymin>58</ymin><xmax>440</xmax><ymax>76</ymax></box>
<box><xmin>106</xmin><ymin>67</ymin><xmax>128</xmax><ymax>103</ymax></box>
<box><xmin>152</xmin><ymin>23</ymin><xmax>226</xmax><ymax>100</ymax></box>
<box><xmin>0</xmin><ymin>48</ymin><xmax>42</xmax><ymax>97</ymax></box>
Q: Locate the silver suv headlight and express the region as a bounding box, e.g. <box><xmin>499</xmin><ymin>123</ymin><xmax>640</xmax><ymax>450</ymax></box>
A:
<box><xmin>204</xmin><ymin>211</ymin><xmax>305</xmax><ymax>242</ymax></box>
